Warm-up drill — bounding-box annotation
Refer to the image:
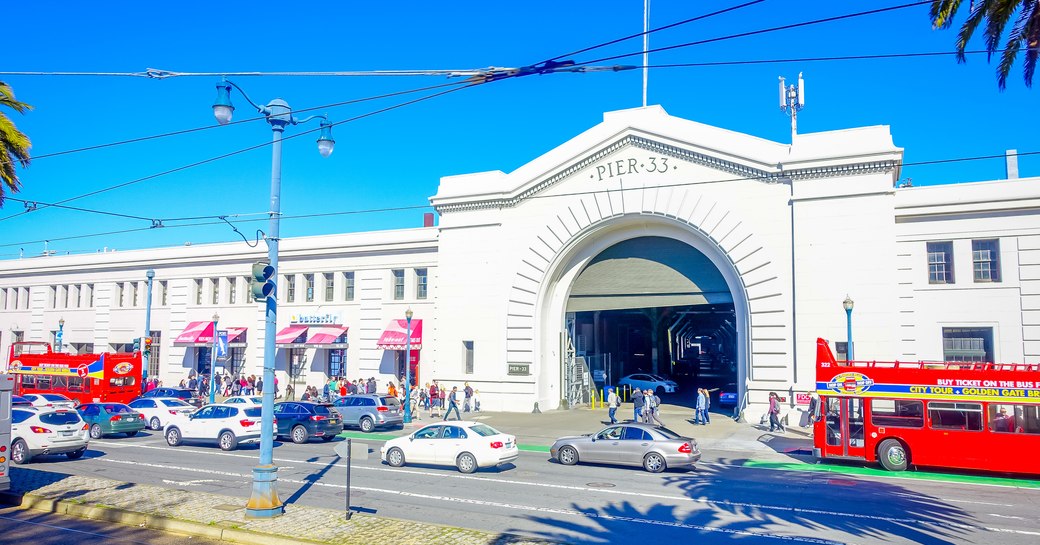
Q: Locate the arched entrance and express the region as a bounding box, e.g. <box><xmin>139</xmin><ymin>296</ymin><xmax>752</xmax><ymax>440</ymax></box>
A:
<box><xmin>535</xmin><ymin>216</ymin><xmax>752</xmax><ymax>411</ymax></box>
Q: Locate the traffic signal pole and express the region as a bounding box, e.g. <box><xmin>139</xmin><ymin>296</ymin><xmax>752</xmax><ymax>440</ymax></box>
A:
<box><xmin>143</xmin><ymin>270</ymin><xmax>154</xmax><ymax>389</ymax></box>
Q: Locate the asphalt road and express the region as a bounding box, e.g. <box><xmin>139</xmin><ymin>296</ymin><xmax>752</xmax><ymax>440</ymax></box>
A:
<box><xmin>0</xmin><ymin>505</ymin><xmax>225</xmax><ymax>545</ymax></box>
<box><xmin>13</xmin><ymin>429</ymin><xmax>1040</xmax><ymax>545</ymax></box>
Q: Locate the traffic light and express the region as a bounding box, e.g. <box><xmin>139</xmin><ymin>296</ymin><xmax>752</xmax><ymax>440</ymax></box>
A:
<box><xmin>144</xmin><ymin>336</ymin><xmax>153</xmax><ymax>355</ymax></box>
<box><xmin>251</xmin><ymin>261</ymin><xmax>275</xmax><ymax>302</ymax></box>
<box><xmin>133</xmin><ymin>337</ymin><xmax>141</xmax><ymax>352</ymax></box>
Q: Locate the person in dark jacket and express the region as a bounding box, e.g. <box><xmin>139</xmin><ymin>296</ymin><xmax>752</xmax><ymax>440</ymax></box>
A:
<box><xmin>631</xmin><ymin>388</ymin><xmax>644</xmax><ymax>422</ymax></box>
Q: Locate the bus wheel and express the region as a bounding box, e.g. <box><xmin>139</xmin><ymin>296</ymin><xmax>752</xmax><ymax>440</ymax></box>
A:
<box><xmin>877</xmin><ymin>439</ymin><xmax>908</xmax><ymax>472</ymax></box>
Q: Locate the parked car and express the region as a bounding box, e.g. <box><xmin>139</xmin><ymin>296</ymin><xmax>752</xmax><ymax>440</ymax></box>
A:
<box><xmin>381</xmin><ymin>421</ymin><xmax>518</xmax><ymax>473</ymax></box>
<box><xmin>164</xmin><ymin>404</ymin><xmax>269</xmax><ymax>451</ymax></box>
<box><xmin>128</xmin><ymin>397</ymin><xmax>197</xmax><ymax>430</ymax></box>
<box><xmin>222</xmin><ymin>396</ymin><xmax>263</xmax><ymax>407</ymax></box>
<box><xmin>21</xmin><ymin>393</ymin><xmax>78</xmax><ymax>409</ymax></box>
<box><xmin>274</xmin><ymin>401</ymin><xmax>341</xmax><ymax>443</ymax></box>
<box><xmin>139</xmin><ymin>387</ymin><xmax>204</xmax><ymax>407</ymax></box>
<box><xmin>11</xmin><ymin>395</ymin><xmax>32</xmax><ymax>406</ymax></box>
<box><xmin>718</xmin><ymin>383</ymin><xmax>739</xmax><ymax>407</ymax></box>
<box><xmin>617</xmin><ymin>374</ymin><xmax>679</xmax><ymax>395</ymax></box>
<box><xmin>9</xmin><ymin>407</ymin><xmax>88</xmax><ymax>464</ymax></box>
<box><xmin>77</xmin><ymin>402</ymin><xmax>146</xmax><ymax>438</ymax></box>
<box><xmin>550</xmin><ymin>423</ymin><xmax>700</xmax><ymax>473</ymax></box>
<box><xmin>331</xmin><ymin>394</ymin><xmax>403</xmax><ymax>432</ymax></box>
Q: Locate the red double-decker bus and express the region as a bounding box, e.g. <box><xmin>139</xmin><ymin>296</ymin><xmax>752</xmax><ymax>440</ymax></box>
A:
<box><xmin>813</xmin><ymin>337</ymin><xmax>1040</xmax><ymax>475</ymax></box>
<box><xmin>5</xmin><ymin>342</ymin><xmax>143</xmax><ymax>405</ymax></box>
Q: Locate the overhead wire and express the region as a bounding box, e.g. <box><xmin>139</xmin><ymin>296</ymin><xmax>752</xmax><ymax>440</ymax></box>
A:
<box><xmin>642</xmin><ymin>49</ymin><xmax>1011</xmax><ymax>68</ymax></box>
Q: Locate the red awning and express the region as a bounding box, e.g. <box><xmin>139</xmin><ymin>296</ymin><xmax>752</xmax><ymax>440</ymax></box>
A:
<box><xmin>174</xmin><ymin>321</ymin><xmax>215</xmax><ymax>346</ymax></box>
<box><xmin>376</xmin><ymin>319</ymin><xmax>422</xmax><ymax>350</ymax></box>
<box><xmin>305</xmin><ymin>326</ymin><xmax>348</xmax><ymax>345</ymax></box>
<box><xmin>276</xmin><ymin>325</ymin><xmax>309</xmax><ymax>345</ymax></box>
<box><xmin>226</xmin><ymin>327</ymin><xmax>248</xmax><ymax>345</ymax></box>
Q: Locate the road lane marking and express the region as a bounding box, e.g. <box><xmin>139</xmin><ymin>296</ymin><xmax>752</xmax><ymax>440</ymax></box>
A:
<box><xmin>82</xmin><ymin>456</ymin><xmax>1040</xmax><ymax>539</ymax></box>
<box><xmin>161</xmin><ymin>479</ymin><xmax>220</xmax><ymax>486</ymax></box>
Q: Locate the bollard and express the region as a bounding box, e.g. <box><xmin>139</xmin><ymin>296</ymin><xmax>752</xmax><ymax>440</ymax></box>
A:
<box><xmin>344</xmin><ymin>437</ymin><xmax>352</xmax><ymax>520</ymax></box>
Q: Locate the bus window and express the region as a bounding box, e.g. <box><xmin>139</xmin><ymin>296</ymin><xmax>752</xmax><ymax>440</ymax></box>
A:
<box><xmin>871</xmin><ymin>399</ymin><xmax>924</xmax><ymax>428</ymax></box>
<box><xmin>928</xmin><ymin>402</ymin><xmax>983</xmax><ymax>431</ymax></box>
<box><xmin>849</xmin><ymin>398</ymin><xmax>865</xmax><ymax>447</ymax></box>
<box><xmin>988</xmin><ymin>404</ymin><xmax>1040</xmax><ymax>434</ymax></box>
<box><xmin>825</xmin><ymin>397</ymin><xmax>842</xmax><ymax>446</ymax></box>
<box><xmin>52</xmin><ymin>376</ymin><xmax>68</xmax><ymax>390</ymax></box>
<box><xmin>20</xmin><ymin>375</ymin><xmax>35</xmax><ymax>388</ymax></box>
<box><xmin>68</xmin><ymin>376</ymin><xmax>85</xmax><ymax>392</ymax></box>
<box><xmin>110</xmin><ymin>376</ymin><xmax>137</xmax><ymax>388</ymax></box>
<box><xmin>36</xmin><ymin>376</ymin><xmax>52</xmax><ymax>390</ymax></box>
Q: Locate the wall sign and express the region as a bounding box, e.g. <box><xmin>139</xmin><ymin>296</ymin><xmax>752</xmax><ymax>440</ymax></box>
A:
<box><xmin>590</xmin><ymin>156</ymin><xmax>674</xmax><ymax>182</ymax></box>
<box><xmin>507</xmin><ymin>364</ymin><xmax>530</xmax><ymax>376</ymax></box>
<box><xmin>290</xmin><ymin>313</ymin><xmax>341</xmax><ymax>325</ymax></box>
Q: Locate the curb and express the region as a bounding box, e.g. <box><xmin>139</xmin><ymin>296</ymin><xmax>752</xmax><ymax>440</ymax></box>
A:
<box><xmin>0</xmin><ymin>490</ymin><xmax>323</xmax><ymax>545</ymax></box>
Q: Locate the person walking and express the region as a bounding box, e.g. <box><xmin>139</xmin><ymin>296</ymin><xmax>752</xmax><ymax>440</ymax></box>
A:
<box><xmin>463</xmin><ymin>382</ymin><xmax>474</xmax><ymax>412</ymax></box>
<box><xmin>702</xmin><ymin>388</ymin><xmax>712</xmax><ymax>424</ymax></box>
<box><xmin>806</xmin><ymin>391</ymin><xmax>820</xmax><ymax>436</ymax></box>
<box><xmin>631</xmin><ymin>387</ymin><xmax>644</xmax><ymax>422</ymax></box>
<box><xmin>768</xmin><ymin>392</ymin><xmax>785</xmax><ymax>433</ymax></box>
<box><xmin>645</xmin><ymin>389</ymin><xmax>665</xmax><ymax>426</ymax></box>
<box><xmin>430</xmin><ymin>381</ymin><xmax>440</xmax><ymax>416</ymax></box>
<box><xmin>421</xmin><ymin>383</ymin><xmax>430</xmax><ymax>411</ymax></box>
<box><xmin>695</xmin><ymin>388</ymin><xmax>707</xmax><ymax>425</ymax></box>
<box><xmin>606</xmin><ymin>387</ymin><xmax>619</xmax><ymax>424</ymax></box>
<box><xmin>472</xmin><ymin>389</ymin><xmax>481</xmax><ymax>412</ymax></box>
<box><xmin>443</xmin><ymin>386</ymin><xmax>462</xmax><ymax>420</ymax></box>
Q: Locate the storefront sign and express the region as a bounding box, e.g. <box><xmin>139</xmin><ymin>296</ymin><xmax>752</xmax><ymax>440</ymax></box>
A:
<box><xmin>507</xmin><ymin>364</ymin><xmax>530</xmax><ymax>376</ymax></box>
<box><xmin>290</xmin><ymin>313</ymin><xmax>341</xmax><ymax>325</ymax></box>
<box><xmin>591</xmin><ymin>155</ymin><xmax>673</xmax><ymax>182</ymax></box>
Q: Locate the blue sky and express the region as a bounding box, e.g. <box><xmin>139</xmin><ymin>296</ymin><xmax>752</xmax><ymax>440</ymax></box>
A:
<box><xmin>2</xmin><ymin>1</ymin><xmax>1035</xmax><ymax>259</ymax></box>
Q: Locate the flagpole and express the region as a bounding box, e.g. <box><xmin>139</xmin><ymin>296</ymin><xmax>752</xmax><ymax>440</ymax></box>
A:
<box><xmin>642</xmin><ymin>0</ymin><xmax>650</xmax><ymax>107</ymax></box>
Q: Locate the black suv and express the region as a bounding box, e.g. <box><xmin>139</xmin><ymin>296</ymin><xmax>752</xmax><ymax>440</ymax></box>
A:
<box><xmin>139</xmin><ymin>387</ymin><xmax>204</xmax><ymax>408</ymax></box>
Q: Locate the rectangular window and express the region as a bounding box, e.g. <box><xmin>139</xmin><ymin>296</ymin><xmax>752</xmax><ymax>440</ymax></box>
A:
<box><xmin>324</xmin><ymin>272</ymin><xmax>335</xmax><ymax>302</ymax></box>
<box><xmin>49</xmin><ymin>285</ymin><xmax>58</xmax><ymax>309</ymax></box>
<box><xmin>67</xmin><ymin>285</ymin><xmax>76</xmax><ymax>309</ymax></box>
<box><xmin>115</xmin><ymin>282</ymin><xmax>124</xmax><ymax>308</ymax></box>
<box><xmin>147</xmin><ymin>332</ymin><xmax>160</xmax><ymax>379</ymax></box>
<box><xmin>227</xmin><ymin>347</ymin><xmax>245</xmax><ymax>376</ymax></box>
<box><xmin>195</xmin><ymin>279</ymin><xmax>203</xmax><ymax>305</ymax></box>
<box><xmin>87</xmin><ymin>284</ymin><xmax>94</xmax><ymax>308</ymax></box>
<box><xmin>344</xmin><ymin>272</ymin><xmax>355</xmax><ymax>301</ymax></box>
<box><xmin>927</xmin><ymin>241</ymin><xmax>954</xmax><ymax>284</ymax></box>
<box><xmin>11</xmin><ymin>287</ymin><xmax>17</xmax><ymax>310</ymax></box>
<box><xmin>416</xmin><ymin>268</ymin><xmax>428</xmax><ymax>300</ymax></box>
<box><xmin>211</xmin><ymin>277</ymin><xmax>219</xmax><ymax>305</ymax></box>
<box><xmin>228</xmin><ymin>277</ymin><xmax>237</xmax><ymax>305</ymax></box>
<box><xmin>286</xmin><ymin>274</ymin><xmax>296</xmax><ymax>303</ymax></box>
<box><xmin>131</xmin><ymin>282</ymin><xmax>139</xmax><ymax>307</ymax></box>
<box><xmin>328</xmin><ymin>349</ymin><xmax>346</xmax><ymax>378</ymax></box>
<box><xmin>942</xmin><ymin>327</ymin><xmax>993</xmax><ymax>362</ymax></box>
<box><xmin>972</xmin><ymin>239</ymin><xmax>1001</xmax><ymax>282</ymax></box>
<box><xmin>305</xmin><ymin>273</ymin><xmax>315</xmax><ymax>302</ymax></box>
<box><xmin>243</xmin><ymin>277</ymin><xmax>251</xmax><ymax>304</ymax></box>
<box><xmin>870</xmin><ymin>399</ymin><xmax>924</xmax><ymax>428</ymax></box>
<box><xmin>988</xmin><ymin>404</ymin><xmax>1040</xmax><ymax>434</ymax></box>
<box><xmin>0</xmin><ymin>288</ymin><xmax>6</xmax><ymax>310</ymax></box>
<box><xmin>159</xmin><ymin>281</ymin><xmax>168</xmax><ymax>306</ymax></box>
<box><xmin>463</xmin><ymin>341</ymin><xmax>474</xmax><ymax>374</ymax></box>
<box><xmin>928</xmin><ymin>401</ymin><xmax>983</xmax><ymax>431</ymax></box>
<box><xmin>392</xmin><ymin>269</ymin><xmax>405</xmax><ymax>300</ymax></box>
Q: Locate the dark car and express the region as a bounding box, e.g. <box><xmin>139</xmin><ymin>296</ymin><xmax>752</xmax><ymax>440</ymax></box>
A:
<box><xmin>139</xmin><ymin>387</ymin><xmax>204</xmax><ymax>407</ymax></box>
<box><xmin>273</xmin><ymin>401</ymin><xmax>342</xmax><ymax>443</ymax></box>
<box><xmin>718</xmin><ymin>383</ymin><xmax>739</xmax><ymax>407</ymax></box>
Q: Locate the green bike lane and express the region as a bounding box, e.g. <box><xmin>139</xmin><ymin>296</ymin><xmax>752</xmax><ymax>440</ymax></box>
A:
<box><xmin>335</xmin><ymin>429</ymin><xmax>1040</xmax><ymax>489</ymax></box>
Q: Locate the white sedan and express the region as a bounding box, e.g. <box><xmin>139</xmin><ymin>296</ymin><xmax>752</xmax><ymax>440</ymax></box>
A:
<box><xmin>618</xmin><ymin>373</ymin><xmax>679</xmax><ymax>394</ymax></box>
<box><xmin>21</xmin><ymin>393</ymin><xmax>78</xmax><ymax>409</ymax></box>
<box><xmin>128</xmin><ymin>397</ymin><xmax>196</xmax><ymax>430</ymax></box>
<box><xmin>10</xmin><ymin>407</ymin><xmax>89</xmax><ymax>464</ymax></box>
<box><xmin>380</xmin><ymin>421</ymin><xmax>518</xmax><ymax>473</ymax></box>
<box><xmin>221</xmin><ymin>396</ymin><xmax>264</xmax><ymax>406</ymax></box>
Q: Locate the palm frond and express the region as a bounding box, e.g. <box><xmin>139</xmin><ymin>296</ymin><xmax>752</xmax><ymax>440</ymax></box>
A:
<box><xmin>931</xmin><ymin>0</ymin><xmax>967</xmax><ymax>30</ymax></box>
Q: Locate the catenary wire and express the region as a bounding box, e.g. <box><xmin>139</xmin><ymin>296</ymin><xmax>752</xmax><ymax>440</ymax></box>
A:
<box><xmin>642</xmin><ymin>49</ymin><xmax>1010</xmax><ymax>68</ymax></box>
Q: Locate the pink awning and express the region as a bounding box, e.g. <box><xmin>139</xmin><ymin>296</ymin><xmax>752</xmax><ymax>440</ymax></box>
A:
<box><xmin>376</xmin><ymin>319</ymin><xmax>422</xmax><ymax>350</ymax></box>
<box><xmin>174</xmin><ymin>321</ymin><xmax>215</xmax><ymax>345</ymax></box>
<box><xmin>305</xmin><ymin>326</ymin><xmax>348</xmax><ymax>345</ymax></box>
<box><xmin>275</xmin><ymin>325</ymin><xmax>308</xmax><ymax>345</ymax></box>
<box><xmin>226</xmin><ymin>327</ymin><xmax>248</xmax><ymax>345</ymax></box>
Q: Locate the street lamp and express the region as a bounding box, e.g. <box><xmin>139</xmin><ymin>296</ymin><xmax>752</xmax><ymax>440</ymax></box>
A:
<box><xmin>843</xmin><ymin>295</ymin><xmax>854</xmax><ymax>361</ymax></box>
<box><xmin>214</xmin><ymin>78</ymin><xmax>334</xmax><ymax>519</ymax></box>
<box><xmin>56</xmin><ymin>318</ymin><xmax>64</xmax><ymax>352</ymax></box>
<box><xmin>210</xmin><ymin>313</ymin><xmax>219</xmax><ymax>404</ymax></box>
<box><xmin>403</xmin><ymin>308</ymin><xmax>414</xmax><ymax>424</ymax></box>
<box><xmin>144</xmin><ymin>269</ymin><xmax>154</xmax><ymax>385</ymax></box>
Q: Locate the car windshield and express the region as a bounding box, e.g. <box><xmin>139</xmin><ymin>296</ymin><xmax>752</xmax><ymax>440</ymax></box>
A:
<box><xmin>313</xmin><ymin>404</ymin><xmax>334</xmax><ymax>415</ymax></box>
<box><xmin>653</xmin><ymin>426</ymin><xmax>684</xmax><ymax>440</ymax></box>
<box><xmin>649</xmin><ymin>375</ymin><xmax>667</xmax><ymax>382</ymax></box>
<box><xmin>243</xmin><ymin>407</ymin><xmax>262</xmax><ymax>418</ymax></box>
<box><xmin>102</xmin><ymin>404</ymin><xmax>132</xmax><ymax>414</ymax></box>
<box><xmin>468</xmin><ymin>424</ymin><xmax>501</xmax><ymax>437</ymax></box>
<box><xmin>39</xmin><ymin>411</ymin><xmax>82</xmax><ymax>425</ymax></box>
<box><xmin>42</xmin><ymin>394</ymin><xmax>71</xmax><ymax>401</ymax></box>
<box><xmin>381</xmin><ymin>397</ymin><xmax>400</xmax><ymax>407</ymax></box>
<box><xmin>160</xmin><ymin>399</ymin><xmax>191</xmax><ymax>407</ymax></box>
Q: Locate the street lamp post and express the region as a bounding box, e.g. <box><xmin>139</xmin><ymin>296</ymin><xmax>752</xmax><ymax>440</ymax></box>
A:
<box><xmin>213</xmin><ymin>78</ymin><xmax>334</xmax><ymax>519</ymax></box>
<box><xmin>56</xmin><ymin>318</ymin><xmax>64</xmax><ymax>352</ymax></box>
<box><xmin>843</xmin><ymin>295</ymin><xmax>854</xmax><ymax>361</ymax></box>
<box><xmin>144</xmin><ymin>269</ymin><xmax>154</xmax><ymax>385</ymax></box>
<box><xmin>403</xmin><ymin>308</ymin><xmax>414</xmax><ymax>424</ymax></box>
<box><xmin>210</xmin><ymin>313</ymin><xmax>219</xmax><ymax>404</ymax></box>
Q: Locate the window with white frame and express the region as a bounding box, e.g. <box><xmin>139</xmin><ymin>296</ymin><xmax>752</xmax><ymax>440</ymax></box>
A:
<box><xmin>65</xmin><ymin>285</ymin><xmax>73</xmax><ymax>308</ymax></box>
<box><xmin>286</xmin><ymin>274</ymin><xmax>296</xmax><ymax>303</ymax></box>
<box><xmin>195</xmin><ymin>279</ymin><xmax>203</xmax><ymax>305</ymax></box>
<box><xmin>972</xmin><ymin>239</ymin><xmax>1001</xmax><ymax>283</ymax></box>
<box><xmin>116</xmin><ymin>282</ymin><xmax>125</xmax><ymax>308</ymax></box>
<box><xmin>228</xmin><ymin>277</ymin><xmax>237</xmax><ymax>305</ymax></box>
<box><xmin>159</xmin><ymin>281</ymin><xmax>168</xmax><ymax>306</ymax></box>
<box><xmin>463</xmin><ymin>341</ymin><xmax>474</xmax><ymax>374</ymax></box>
<box><xmin>344</xmin><ymin>272</ymin><xmax>355</xmax><ymax>301</ymax></box>
<box><xmin>0</xmin><ymin>288</ymin><xmax>7</xmax><ymax>310</ymax></box>
<box><xmin>324</xmin><ymin>272</ymin><xmax>334</xmax><ymax>302</ymax></box>
<box><xmin>927</xmin><ymin>241</ymin><xmax>954</xmax><ymax>284</ymax></box>
<box><xmin>305</xmin><ymin>273</ymin><xmax>315</xmax><ymax>302</ymax></box>
<box><xmin>131</xmin><ymin>281</ymin><xmax>139</xmax><ymax>307</ymax></box>
<box><xmin>392</xmin><ymin>269</ymin><xmax>405</xmax><ymax>300</ymax></box>
<box><xmin>942</xmin><ymin>327</ymin><xmax>993</xmax><ymax>363</ymax></box>
<box><xmin>49</xmin><ymin>285</ymin><xmax>57</xmax><ymax>309</ymax></box>
<box><xmin>210</xmin><ymin>277</ymin><xmax>219</xmax><ymax>304</ymax></box>
<box><xmin>416</xmin><ymin>268</ymin><xmax>428</xmax><ymax>300</ymax></box>
<box><xmin>86</xmin><ymin>284</ymin><xmax>94</xmax><ymax>308</ymax></box>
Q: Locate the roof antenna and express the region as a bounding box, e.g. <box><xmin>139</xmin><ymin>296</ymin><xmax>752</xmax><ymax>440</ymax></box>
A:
<box><xmin>779</xmin><ymin>72</ymin><xmax>805</xmax><ymax>143</ymax></box>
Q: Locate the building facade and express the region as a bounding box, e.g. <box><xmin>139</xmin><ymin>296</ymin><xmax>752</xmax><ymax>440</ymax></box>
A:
<box><xmin>1</xmin><ymin>106</ymin><xmax>1035</xmax><ymax>420</ymax></box>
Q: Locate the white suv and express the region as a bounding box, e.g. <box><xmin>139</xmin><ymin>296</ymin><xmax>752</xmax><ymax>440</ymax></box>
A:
<box><xmin>164</xmin><ymin>404</ymin><xmax>269</xmax><ymax>451</ymax></box>
<box><xmin>10</xmin><ymin>407</ymin><xmax>89</xmax><ymax>464</ymax></box>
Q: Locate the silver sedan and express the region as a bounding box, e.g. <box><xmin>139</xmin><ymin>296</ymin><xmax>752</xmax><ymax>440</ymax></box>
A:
<box><xmin>550</xmin><ymin>423</ymin><xmax>700</xmax><ymax>473</ymax></box>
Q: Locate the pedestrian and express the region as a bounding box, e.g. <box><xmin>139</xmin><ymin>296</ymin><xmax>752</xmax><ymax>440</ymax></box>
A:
<box><xmin>256</xmin><ymin>377</ymin><xmax>264</xmax><ymax>395</ymax></box>
<box><xmin>806</xmin><ymin>391</ymin><xmax>820</xmax><ymax>436</ymax></box>
<box><xmin>387</xmin><ymin>382</ymin><xmax>397</xmax><ymax>398</ymax></box>
<box><xmin>695</xmin><ymin>388</ymin><xmax>707</xmax><ymax>425</ymax></box>
<box><xmin>421</xmin><ymin>382</ymin><xmax>430</xmax><ymax>411</ymax></box>
<box><xmin>472</xmin><ymin>389</ymin><xmax>481</xmax><ymax>412</ymax></box>
<box><xmin>768</xmin><ymin>392</ymin><xmax>785</xmax><ymax>433</ymax></box>
<box><xmin>274</xmin><ymin>376</ymin><xmax>280</xmax><ymax>399</ymax></box>
<box><xmin>463</xmin><ymin>382</ymin><xmax>474</xmax><ymax>412</ymax></box>
<box><xmin>178</xmin><ymin>378</ymin><xmax>186</xmax><ymax>388</ymax></box>
<box><xmin>443</xmin><ymin>386</ymin><xmax>462</xmax><ymax>420</ymax></box>
<box><xmin>248</xmin><ymin>375</ymin><xmax>257</xmax><ymax>395</ymax></box>
<box><xmin>702</xmin><ymin>388</ymin><xmax>712</xmax><ymax>424</ymax></box>
<box><xmin>232</xmin><ymin>378</ymin><xmax>242</xmax><ymax>396</ymax></box>
<box><xmin>409</xmin><ymin>384</ymin><xmax>420</xmax><ymax>418</ymax></box>
<box><xmin>188</xmin><ymin>375</ymin><xmax>198</xmax><ymax>391</ymax></box>
<box><xmin>631</xmin><ymin>387</ymin><xmax>644</xmax><ymax>422</ymax></box>
<box><xmin>606</xmin><ymin>387</ymin><xmax>619</xmax><ymax>424</ymax></box>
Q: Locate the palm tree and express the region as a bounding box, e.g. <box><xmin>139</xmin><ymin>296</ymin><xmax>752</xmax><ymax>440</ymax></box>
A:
<box><xmin>931</xmin><ymin>1</ymin><xmax>1040</xmax><ymax>89</ymax></box>
<box><xmin>0</xmin><ymin>81</ymin><xmax>33</xmax><ymax>206</ymax></box>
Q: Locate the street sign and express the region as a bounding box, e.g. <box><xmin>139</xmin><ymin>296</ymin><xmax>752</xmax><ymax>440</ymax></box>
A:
<box><xmin>216</xmin><ymin>330</ymin><xmax>229</xmax><ymax>360</ymax></box>
<box><xmin>592</xmin><ymin>370</ymin><xmax>606</xmax><ymax>382</ymax></box>
<box><xmin>334</xmin><ymin>440</ymin><xmax>370</xmax><ymax>460</ymax></box>
<box><xmin>795</xmin><ymin>393</ymin><xmax>812</xmax><ymax>405</ymax></box>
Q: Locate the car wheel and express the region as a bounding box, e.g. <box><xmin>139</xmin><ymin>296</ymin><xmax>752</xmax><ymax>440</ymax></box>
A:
<box><xmin>89</xmin><ymin>424</ymin><xmax>103</xmax><ymax>439</ymax></box>
<box><xmin>877</xmin><ymin>439</ymin><xmax>909</xmax><ymax>472</ymax></box>
<box><xmin>166</xmin><ymin>427</ymin><xmax>182</xmax><ymax>447</ymax></box>
<box><xmin>66</xmin><ymin>448</ymin><xmax>86</xmax><ymax>460</ymax></box>
<box><xmin>291</xmin><ymin>425</ymin><xmax>309</xmax><ymax>444</ymax></box>
<box><xmin>11</xmin><ymin>439</ymin><xmax>31</xmax><ymax>465</ymax></box>
<box><xmin>219</xmin><ymin>431</ymin><xmax>238</xmax><ymax>451</ymax></box>
<box><xmin>149</xmin><ymin>417</ymin><xmax>161</xmax><ymax>430</ymax></box>
<box><xmin>456</xmin><ymin>452</ymin><xmax>477</xmax><ymax>474</ymax></box>
<box><xmin>386</xmin><ymin>447</ymin><xmax>406</xmax><ymax>468</ymax></box>
<box><xmin>643</xmin><ymin>452</ymin><xmax>666</xmax><ymax>473</ymax></box>
<box><xmin>359</xmin><ymin>417</ymin><xmax>374</xmax><ymax>433</ymax></box>
<box><xmin>126</xmin><ymin>431</ymin><xmax>139</xmax><ymax>438</ymax></box>
<box><xmin>558</xmin><ymin>446</ymin><xmax>579</xmax><ymax>466</ymax></box>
